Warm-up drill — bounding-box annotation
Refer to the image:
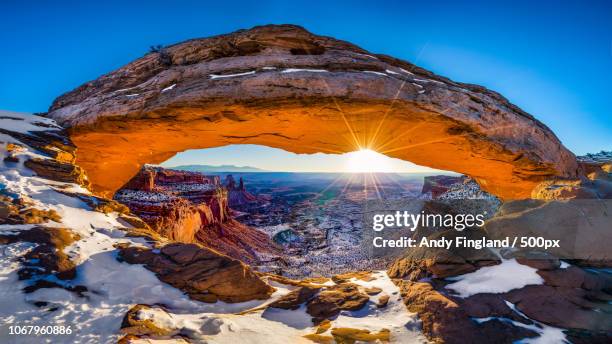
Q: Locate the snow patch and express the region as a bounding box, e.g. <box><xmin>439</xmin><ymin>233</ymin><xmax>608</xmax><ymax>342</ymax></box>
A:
<box><xmin>354</xmin><ymin>53</ymin><xmax>378</xmax><ymax>60</ymax></box>
<box><xmin>0</xmin><ymin>110</ymin><xmax>60</xmax><ymax>134</ymax></box>
<box><xmin>161</xmin><ymin>84</ymin><xmax>176</xmax><ymax>92</ymax></box>
<box><xmin>210</xmin><ymin>71</ymin><xmax>256</xmax><ymax>79</ymax></box>
<box><xmin>504</xmin><ymin>301</ymin><xmax>568</xmax><ymax>343</ymax></box>
<box><xmin>446</xmin><ymin>259</ymin><xmax>544</xmax><ymax>297</ymax></box>
<box><xmin>364</xmin><ymin>71</ymin><xmax>388</xmax><ymax>77</ymax></box>
<box><xmin>281</xmin><ymin>68</ymin><xmax>328</xmax><ymax>73</ymax></box>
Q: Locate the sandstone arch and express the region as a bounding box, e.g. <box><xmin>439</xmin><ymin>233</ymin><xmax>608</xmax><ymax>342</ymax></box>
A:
<box><xmin>47</xmin><ymin>25</ymin><xmax>579</xmax><ymax>199</ymax></box>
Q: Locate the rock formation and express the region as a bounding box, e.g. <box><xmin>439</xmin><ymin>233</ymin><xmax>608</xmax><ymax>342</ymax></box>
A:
<box><xmin>114</xmin><ymin>166</ymin><xmax>276</xmax><ymax>263</ymax></box>
<box><xmin>2</xmin><ymin>112</ymin><xmax>611</xmax><ymax>343</ymax></box>
<box><xmin>225</xmin><ymin>174</ymin><xmax>257</xmax><ymax>207</ymax></box>
<box><xmin>115</xmin><ymin>166</ymin><xmax>228</xmax><ymax>240</ymax></box>
<box><xmin>421</xmin><ymin>175</ymin><xmax>465</xmax><ymax>198</ymax></box>
<box><xmin>119</xmin><ymin>243</ymin><xmax>275</xmax><ymax>303</ymax></box>
<box><xmin>46</xmin><ymin>24</ymin><xmax>579</xmax><ymax>200</ymax></box>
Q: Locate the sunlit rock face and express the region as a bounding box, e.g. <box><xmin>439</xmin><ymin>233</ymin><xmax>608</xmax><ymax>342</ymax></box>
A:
<box><xmin>47</xmin><ymin>24</ymin><xmax>578</xmax><ymax>199</ymax></box>
<box><xmin>114</xmin><ymin>166</ymin><xmax>275</xmax><ymax>263</ymax></box>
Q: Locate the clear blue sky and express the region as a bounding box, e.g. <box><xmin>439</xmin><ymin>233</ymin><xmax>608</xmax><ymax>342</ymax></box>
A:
<box><xmin>1</xmin><ymin>0</ymin><xmax>610</xmax><ymax>160</ymax></box>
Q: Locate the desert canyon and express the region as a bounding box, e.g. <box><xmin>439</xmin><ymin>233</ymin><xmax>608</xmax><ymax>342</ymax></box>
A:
<box><xmin>1</xmin><ymin>25</ymin><xmax>611</xmax><ymax>343</ymax></box>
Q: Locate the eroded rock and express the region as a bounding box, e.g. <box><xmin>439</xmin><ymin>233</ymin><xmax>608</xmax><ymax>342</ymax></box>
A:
<box><xmin>306</xmin><ymin>283</ymin><xmax>369</xmax><ymax>324</ymax></box>
<box><xmin>118</xmin><ymin>242</ymin><xmax>275</xmax><ymax>303</ymax></box>
<box><xmin>394</xmin><ymin>280</ymin><xmax>538</xmax><ymax>343</ymax></box>
<box><xmin>47</xmin><ymin>25</ymin><xmax>579</xmax><ymax>200</ymax></box>
<box><xmin>0</xmin><ymin>227</ymin><xmax>81</xmax><ymax>281</ymax></box>
<box><xmin>268</xmin><ymin>286</ymin><xmax>320</xmax><ymax>310</ymax></box>
<box><xmin>115</xmin><ymin>166</ymin><xmax>276</xmax><ymax>263</ymax></box>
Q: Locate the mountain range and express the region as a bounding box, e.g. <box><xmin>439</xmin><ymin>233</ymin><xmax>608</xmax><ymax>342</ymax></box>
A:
<box><xmin>169</xmin><ymin>164</ymin><xmax>268</xmax><ymax>173</ymax></box>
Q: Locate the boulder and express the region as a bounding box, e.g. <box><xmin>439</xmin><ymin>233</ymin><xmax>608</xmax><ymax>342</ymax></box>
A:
<box><xmin>486</xmin><ymin>199</ymin><xmax>612</xmax><ymax>266</ymax></box>
<box><xmin>506</xmin><ymin>285</ymin><xmax>612</xmax><ymax>332</ymax></box>
<box><xmin>394</xmin><ymin>280</ymin><xmax>538</xmax><ymax>343</ymax></box>
<box><xmin>118</xmin><ymin>243</ymin><xmax>275</xmax><ymax>303</ymax></box>
<box><xmin>268</xmin><ymin>286</ymin><xmax>320</xmax><ymax>310</ymax></box>
<box><xmin>306</xmin><ymin>283</ymin><xmax>370</xmax><ymax>324</ymax></box>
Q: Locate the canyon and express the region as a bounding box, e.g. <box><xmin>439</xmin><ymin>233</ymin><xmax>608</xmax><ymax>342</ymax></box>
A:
<box><xmin>114</xmin><ymin>166</ymin><xmax>275</xmax><ymax>263</ymax></box>
<box><xmin>1</xmin><ymin>24</ymin><xmax>612</xmax><ymax>344</ymax></box>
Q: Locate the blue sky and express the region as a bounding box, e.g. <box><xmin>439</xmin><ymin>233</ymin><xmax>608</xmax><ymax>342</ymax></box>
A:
<box><xmin>1</xmin><ymin>0</ymin><xmax>610</xmax><ymax>170</ymax></box>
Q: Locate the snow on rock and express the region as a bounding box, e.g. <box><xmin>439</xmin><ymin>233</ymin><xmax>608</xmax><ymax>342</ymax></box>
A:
<box><xmin>577</xmin><ymin>150</ymin><xmax>612</xmax><ymax>164</ymax></box>
<box><xmin>0</xmin><ymin>114</ymin><xmax>427</xmax><ymax>343</ymax></box>
<box><xmin>210</xmin><ymin>71</ymin><xmax>256</xmax><ymax>79</ymax></box>
<box><xmin>132</xmin><ymin>271</ymin><xmax>426</xmax><ymax>343</ymax></box>
<box><xmin>446</xmin><ymin>259</ymin><xmax>544</xmax><ymax>297</ymax></box>
<box><xmin>503</xmin><ymin>301</ymin><xmax>568</xmax><ymax>344</ymax></box>
<box><xmin>161</xmin><ymin>84</ymin><xmax>176</xmax><ymax>92</ymax></box>
<box><xmin>335</xmin><ymin>271</ymin><xmax>426</xmax><ymax>342</ymax></box>
<box><xmin>0</xmin><ymin>110</ymin><xmax>61</xmax><ymax>134</ymax></box>
<box><xmin>281</xmin><ymin>68</ymin><xmax>328</xmax><ymax>73</ymax></box>
<box><xmin>0</xmin><ymin>126</ymin><xmax>214</xmax><ymax>343</ymax></box>
<box><xmin>353</xmin><ymin>53</ymin><xmax>378</xmax><ymax>60</ymax></box>
<box><xmin>364</xmin><ymin>71</ymin><xmax>388</xmax><ymax>77</ymax></box>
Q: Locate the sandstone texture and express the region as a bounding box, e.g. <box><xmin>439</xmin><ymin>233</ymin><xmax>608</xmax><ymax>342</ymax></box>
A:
<box><xmin>421</xmin><ymin>175</ymin><xmax>465</xmax><ymax>198</ymax></box>
<box><xmin>46</xmin><ymin>24</ymin><xmax>579</xmax><ymax>200</ymax></box>
<box><xmin>0</xmin><ymin>226</ymin><xmax>81</xmax><ymax>281</ymax></box>
<box><xmin>225</xmin><ymin>174</ymin><xmax>257</xmax><ymax>208</ymax></box>
<box><xmin>305</xmin><ymin>282</ymin><xmax>370</xmax><ymax>324</ymax></box>
<box><xmin>119</xmin><ymin>243</ymin><xmax>275</xmax><ymax>303</ymax></box>
<box><xmin>114</xmin><ymin>166</ymin><xmax>276</xmax><ymax>263</ymax></box>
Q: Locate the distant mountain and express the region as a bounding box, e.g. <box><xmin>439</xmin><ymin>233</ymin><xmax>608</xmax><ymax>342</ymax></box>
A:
<box><xmin>169</xmin><ymin>164</ymin><xmax>268</xmax><ymax>173</ymax></box>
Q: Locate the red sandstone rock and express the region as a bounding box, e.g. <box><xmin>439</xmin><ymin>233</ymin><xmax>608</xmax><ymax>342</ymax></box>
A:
<box><xmin>46</xmin><ymin>24</ymin><xmax>579</xmax><ymax>200</ymax></box>
<box><xmin>306</xmin><ymin>283</ymin><xmax>370</xmax><ymax>324</ymax></box>
<box><xmin>225</xmin><ymin>175</ymin><xmax>257</xmax><ymax>207</ymax></box>
<box><xmin>119</xmin><ymin>243</ymin><xmax>275</xmax><ymax>303</ymax></box>
<box><xmin>421</xmin><ymin>175</ymin><xmax>466</xmax><ymax>198</ymax></box>
<box><xmin>115</xmin><ymin>166</ymin><xmax>276</xmax><ymax>263</ymax></box>
<box><xmin>394</xmin><ymin>280</ymin><xmax>538</xmax><ymax>343</ymax></box>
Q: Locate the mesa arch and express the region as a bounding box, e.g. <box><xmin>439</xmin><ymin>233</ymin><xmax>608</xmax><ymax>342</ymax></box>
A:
<box><xmin>47</xmin><ymin>24</ymin><xmax>579</xmax><ymax>200</ymax></box>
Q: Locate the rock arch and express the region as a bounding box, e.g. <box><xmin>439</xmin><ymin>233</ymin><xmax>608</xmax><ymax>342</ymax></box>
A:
<box><xmin>47</xmin><ymin>25</ymin><xmax>578</xmax><ymax>200</ymax></box>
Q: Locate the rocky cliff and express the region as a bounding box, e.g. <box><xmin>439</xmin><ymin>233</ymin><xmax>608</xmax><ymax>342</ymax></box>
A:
<box><xmin>421</xmin><ymin>175</ymin><xmax>466</xmax><ymax>198</ymax></box>
<box><xmin>0</xmin><ymin>112</ymin><xmax>280</xmax><ymax>342</ymax></box>
<box><xmin>1</xmin><ymin>112</ymin><xmax>611</xmax><ymax>343</ymax></box>
<box><xmin>114</xmin><ymin>166</ymin><xmax>276</xmax><ymax>263</ymax></box>
<box><xmin>225</xmin><ymin>174</ymin><xmax>257</xmax><ymax>208</ymax></box>
<box><xmin>46</xmin><ymin>24</ymin><xmax>579</xmax><ymax>200</ymax></box>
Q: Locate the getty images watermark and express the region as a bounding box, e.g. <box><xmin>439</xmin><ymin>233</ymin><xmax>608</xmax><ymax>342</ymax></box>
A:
<box><xmin>361</xmin><ymin>199</ymin><xmax>611</xmax><ymax>262</ymax></box>
<box><xmin>369</xmin><ymin>209</ymin><xmax>504</xmax><ymax>249</ymax></box>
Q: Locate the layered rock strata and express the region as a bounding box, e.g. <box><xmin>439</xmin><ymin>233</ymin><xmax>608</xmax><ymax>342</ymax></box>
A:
<box><xmin>46</xmin><ymin>24</ymin><xmax>579</xmax><ymax>200</ymax></box>
<box><xmin>114</xmin><ymin>166</ymin><xmax>276</xmax><ymax>263</ymax></box>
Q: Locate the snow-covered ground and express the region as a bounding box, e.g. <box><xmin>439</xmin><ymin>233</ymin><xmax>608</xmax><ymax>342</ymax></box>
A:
<box><xmin>0</xmin><ymin>113</ymin><xmax>426</xmax><ymax>343</ymax></box>
<box><xmin>445</xmin><ymin>259</ymin><xmax>543</xmax><ymax>298</ymax></box>
<box><xmin>120</xmin><ymin>271</ymin><xmax>426</xmax><ymax>344</ymax></box>
<box><xmin>0</xmin><ymin>121</ymin><xmax>210</xmax><ymax>343</ymax></box>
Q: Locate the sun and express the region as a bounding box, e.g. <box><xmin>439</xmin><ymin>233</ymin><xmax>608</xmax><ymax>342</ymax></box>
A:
<box><xmin>345</xmin><ymin>149</ymin><xmax>393</xmax><ymax>173</ymax></box>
